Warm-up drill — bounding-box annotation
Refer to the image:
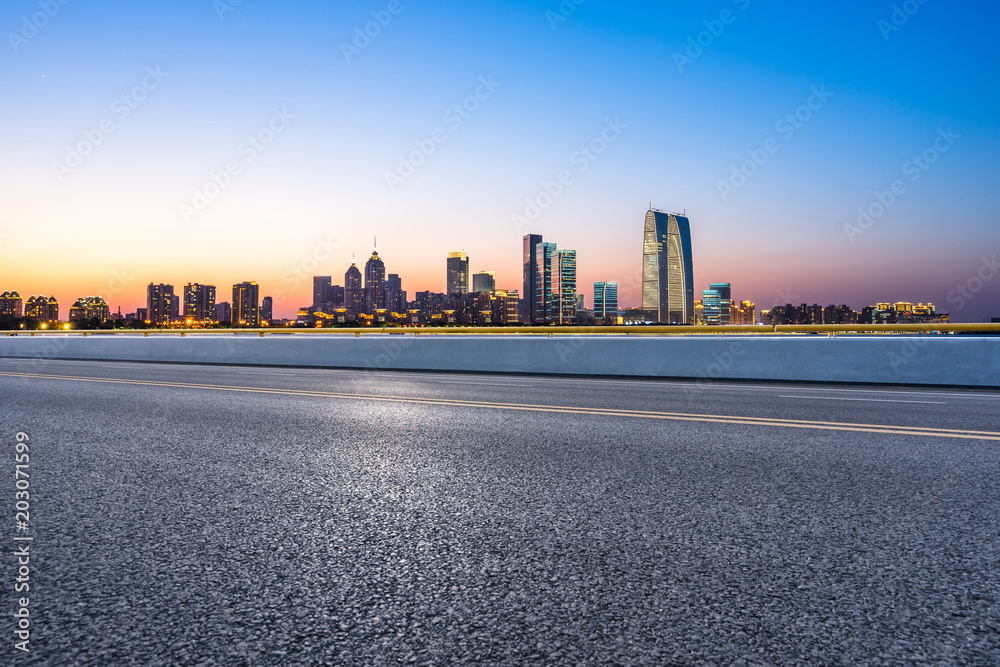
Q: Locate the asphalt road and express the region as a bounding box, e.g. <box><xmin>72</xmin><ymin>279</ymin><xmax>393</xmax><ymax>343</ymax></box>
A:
<box><xmin>2</xmin><ymin>358</ymin><xmax>1000</xmax><ymax>665</ymax></box>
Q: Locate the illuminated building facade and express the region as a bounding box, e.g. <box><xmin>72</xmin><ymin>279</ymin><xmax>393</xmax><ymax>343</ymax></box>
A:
<box><xmin>0</xmin><ymin>291</ymin><xmax>23</xmax><ymax>319</ymax></box>
<box><xmin>25</xmin><ymin>296</ymin><xmax>59</xmax><ymax>323</ymax></box>
<box><xmin>183</xmin><ymin>283</ymin><xmax>216</xmax><ymax>323</ymax></box>
<box><xmin>522</xmin><ymin>234</ymin><xmax>542</xmax><ymax>323</ymax></box>
<box><xmin>146</xmin><ymin>283</ymin><xmax>174</xmax><ymax>325</ymax></box>
<box><xmin>446</xmin><ymin>251</ymin><xmax>470</xmax><ymax>296</ymax></box>
<box><xmin>232</xmin><ymin>281</ymin><xmax>260</xmax><ymax>327</ymax></box>
<box><xmin>69</xmin><ymin>296</ymin><xmax>110</xmax><ymax>322</ymax></box>
<box><xmin>594</xmin><ymin>282</ymin><xmax>619</xmax><ymax>322</ymax></box>
<box><xmin>554</xmin><ymin>249</ymin><xmax>577</xmax><ymax>325</ymax></box>
<box><xmin>642</xmin><ymin>209</ymin><xmax>694</xmax><ymax>324</ymax></box>
<box><xmin>261</xmin><ymin>296</ymin><xmax>273</xmax><ymax>324</ymax></box>
<box><xmin>702</xmin><ymin>283</ymin><xmax>732</xmax><ymax>326</ymax></box>
<box><xmin>364</xmin><ymin>250</ymin><xmax>386</xmax><ymax>315</ymax></box>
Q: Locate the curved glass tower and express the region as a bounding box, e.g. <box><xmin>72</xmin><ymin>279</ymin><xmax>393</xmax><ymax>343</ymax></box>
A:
<box><xmin>642</xmin><ymin>209</ymin><xmax>694</xmax><ymax>324</ymax></box>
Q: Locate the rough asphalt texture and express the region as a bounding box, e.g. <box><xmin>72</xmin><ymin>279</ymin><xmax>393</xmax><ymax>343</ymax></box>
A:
<box><xmin>2</xmin><ymin>359</ymin><xmax>999</xmax><ymax>665</ymax></box>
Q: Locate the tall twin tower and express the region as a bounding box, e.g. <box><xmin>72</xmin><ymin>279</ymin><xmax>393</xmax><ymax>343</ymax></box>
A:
<box><xmin>642</xmin><ymin>209</ymin><xmax>695</xmax><ymax>325</ymax></box>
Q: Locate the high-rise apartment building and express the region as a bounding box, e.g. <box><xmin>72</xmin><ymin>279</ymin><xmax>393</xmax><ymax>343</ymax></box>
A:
<box><xmin>554</xmin><ymin>249</ymin><xmax>577</xmax><ymax>325</ymax></box>
<box><xmin>261</xmin><ymin>296</ymin><xmax>273</xmax><ymax>324</ymax></box>
<box><xmin>345</xmin><ymin>262</ymin><xmax>363</xmax><ymax>318</ymax></box>
<box><xmin>146</xmin><ymin>283</ymin><xmax>174</xmax><ymax>325</ymax></box>
<box><xmin>594</xmin><ymin>282</ymin><xmax>619</xmax><ymax>322</ymax></box>
<box><xmin>642</xmin><ymin>209</ymin><xmax>694</xmax><ymax>324</ymax></box>
<box><xmin>472</xmin><ymin>271</ymin><xmax>496</xmax><ymax>295</ymax></box>
<box><xmin>735</xmin><ymin>301</ymin><xmax>756</xmax><ymax>325</ymax></box>
<box><xmin>493</xmin><ymin>289</ymin><xmax>520</xmax><ymax>324</ymax></box>
<box><xmin>215</xmin><ymin>301</ymin><xmax>231</xmax><ymax>324</ymax></box>
<box><xmin>183</xmin><ymin>283</ymin><xmax>216</xmax><ymax>322</ymax></box>
<box><xmin>69</xmin><ymin>296</ymin><xmax>110</xmax><ymax>322</ymax></box>
<box><xmin>446</xmin><ymin>251</ymin><xmax>470</xmax><ymax>296</ymax></box>
<box><xmin>364</xmin><ymin>250</ymin><xmax>386</xmax><ymax>314</ymax></box>
<box><xmin>25</xmin><ymin>296</ymin><xmax>59</xmax><ymax>323</ymax></box>
<box><xmin>522</xmin><ymin>234</ymin><xmax>542</xmax><ymax>323</ymax></box>
<box><xmin>0</xmin><ymin>291</ymin><xmax>23</xmax><ymax>319</ymax></box>
<box><xmin>232</xmin><ymin>282</ymin><xmax>260</xmax><ymax>327</ymax></box>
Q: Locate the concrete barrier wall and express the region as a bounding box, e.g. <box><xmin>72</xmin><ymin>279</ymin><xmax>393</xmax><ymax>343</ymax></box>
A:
<box><xmin>1</xmin><ymin>335</ymin><xmax>998</xmax><ymax>388</ymax></box>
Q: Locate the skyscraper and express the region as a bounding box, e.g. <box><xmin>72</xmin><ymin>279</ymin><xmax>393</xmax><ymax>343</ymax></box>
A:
<box><xmin>345</xmin><ymin>262</ymin><xmax>363</xmax><ymax>318</ymax></box>
<box><xmin>642</xmin><ymin>209</ymin><xmax>694</xmax><ymax>324</ymax></box>
<box><xmin>313</xmin><ymin>276</ymin><xmax>332</xmax><ymax>307</ymax></box>
<box><xmin>594</xmin><ymin>281</ymin><xmax>619</xmax><ymax>322</ymax></box>
<box><xmin>232</xmin><ymin>281</ymin><xmax>260</xmax><ymax>327</ymax></box>
<box><xmin>364</xmin><ymin>250</ymin><xmax>386</xmax><ymax>314</ymax></box>
<box><xmin>386</xmin><ymin>274</ymin><xmax>406</xmax><ymax>314</ymax></box>
<box><xmin>472</xmin><ymin>271</ymin><xmax>496</xmax><ymax>295</ymax></box>
<box><xmin>554</xmin><ymin>248</ymin><xmax>577</xmax><ymax>325</ymax></box>
<box><xmin>522</xmin><ymin>234</ymin><xmax>542</xmax><ymax>323</ymax></box>
<box><xmin>535</xmin><ymin>241</ymin><xmax>557</xmax><ymax>323</ymax></box>
<box><xmin>146</xmin><ymin>283</ymin><xmax>174</xmax><ymax>325</ymax></box>
<box><xmin>183</xmin><ymin>283</ymin><xmax>216</xmax><ymax>322</ymax></box>
<box><xmin>261</xmin><ymin>296</ymin><xmax>273</xmax><ymax>324</ymax></box>
<box><xmin>702</xmin><ymin>283</ymin><xmax>732</xmax><ymax>326</ymax></box>
<box><xmin>446</xmin><ymin>251</ymin><xmax>470</xmax><ymax>296</ymax></box>
<box><xmin>215</xmin><ymin>301</ymin><xmax>231</xmax><ymax>324</ymax></box>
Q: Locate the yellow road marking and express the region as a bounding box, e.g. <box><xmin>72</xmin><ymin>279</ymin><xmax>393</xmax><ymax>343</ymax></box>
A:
<box><xmin>3</xmin><ymin>371</ymin><xmax>999</xmax><ymax>441</ymax></box>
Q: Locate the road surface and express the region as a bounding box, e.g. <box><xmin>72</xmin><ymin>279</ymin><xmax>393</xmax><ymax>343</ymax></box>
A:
<box><xmin>2</xmin><ymin>358</ymin><xmax>999</xmax><ymax>665</ymax></box>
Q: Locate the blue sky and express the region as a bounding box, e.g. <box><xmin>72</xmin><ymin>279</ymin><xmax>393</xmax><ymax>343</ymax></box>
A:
<box><xmin>2</xmin><ymin>0</ymin><xmax>998</xmax><ymax>320</ymax></box>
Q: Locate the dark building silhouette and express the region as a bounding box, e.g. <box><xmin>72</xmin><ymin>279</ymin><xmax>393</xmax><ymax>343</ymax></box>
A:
<box><xmin>345</xmin><ymin>262</ymin><xmax>363</xmax><ymax>318</ymax></box>
<box><xmin>522</xmin><ymin>234</ymin><xmax>542</xmax><ymax>323</ymax></box>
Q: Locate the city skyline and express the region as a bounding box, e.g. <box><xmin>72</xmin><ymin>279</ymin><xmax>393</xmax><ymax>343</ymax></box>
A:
<box><xmin>3</xmin><ymin>3</ymin><xmax>997</xmax><ymax>322</ymax></box>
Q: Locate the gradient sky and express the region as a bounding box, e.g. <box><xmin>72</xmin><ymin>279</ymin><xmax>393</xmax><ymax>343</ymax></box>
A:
<box><xmin>2</xmin><ymin>0</ymin><xmax>999</xmax><ymax>321</ymax></box>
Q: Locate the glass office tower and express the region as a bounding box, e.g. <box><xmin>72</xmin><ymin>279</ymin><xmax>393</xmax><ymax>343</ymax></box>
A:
<box><xmin>522</xmin><ymin>234</ymin><xmax>542</xmax><ymax>323</ymax></box>
<box><xmin>594</xmin><ymin>281</ymin><xmax>619</xmax><ymax>321</ymax></box>
<box><xmin>703</xmin><ymin>283</ymin><xmax>732</xmax><ymax>326</ymax></box>
<box><xmin>642</xmin><ymin>209</ymin><xmax>694</xmax><ymax>324</ymax></box>
<box><xmin>535</xmin><ymin>242</ymin><xmax>557</xmax><ymax>323</ymax></box>
<box><xmin>554</xmin><ymin>249</ymin><xmax>577</xmax><ymax>325</ymax></box>
<box><xmin>446</xmin><ymin>251</ymin><xmax>470</xmax><ymax>296</ymax></box>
